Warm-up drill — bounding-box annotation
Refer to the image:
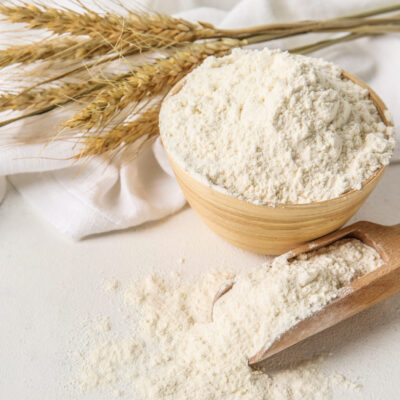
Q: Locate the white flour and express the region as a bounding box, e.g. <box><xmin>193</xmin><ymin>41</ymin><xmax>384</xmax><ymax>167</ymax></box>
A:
<box><xmin>77</xmin><ymin>238</ymin><xmax>382</xmax><ymax>399</ymax></box>
<box><xmin>160</xmin><ymin>48</ymin><xmax>394</xmax><ymax>204</ymax></box>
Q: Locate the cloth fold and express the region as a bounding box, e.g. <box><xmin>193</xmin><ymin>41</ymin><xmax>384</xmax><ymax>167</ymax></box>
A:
<box><xmin>0</xmin><ymin>0</ymin><xmax>399</xmax><ymax>238</ymax></box>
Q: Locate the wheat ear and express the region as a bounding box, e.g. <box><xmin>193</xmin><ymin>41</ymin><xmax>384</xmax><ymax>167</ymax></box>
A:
<box><xmin>76</xmin><ymin>105</ymin><xmax>160</xmax><ymax>159</ymax></box>
<box><xmin>0</xmin><ymin>77</ymin><xmax>111</xmax><ymax>112</ymax></box>
<box><xmin>0</xmin><ymin>4</ymin><xmax>221</xmax><ymax>45</ymax></box>
<box><xmin>0</xmin><ymin>37</ymin><xmax>120</xmax><ymax>68</ymax></box>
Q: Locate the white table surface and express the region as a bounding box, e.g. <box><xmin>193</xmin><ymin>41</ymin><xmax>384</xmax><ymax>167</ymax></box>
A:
<box><xmin>0</xmin><ymin>163</ymin><xmax>400</xmax><ymax>399</ymax></box>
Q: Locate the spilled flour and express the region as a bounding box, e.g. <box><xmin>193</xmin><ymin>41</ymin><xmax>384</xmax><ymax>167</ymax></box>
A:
<box><xmin>160</xmin><ymin>48</ymin><xmax>394</xmax><ymax>205</ymax></box>
<box><xmin>77</xmin><ymin>239</ymin><xmax>383</xmax><ymax>399</ymax></box>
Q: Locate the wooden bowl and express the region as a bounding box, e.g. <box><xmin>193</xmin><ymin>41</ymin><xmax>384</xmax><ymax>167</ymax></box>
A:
<box><xmin>160</xmin><ymin>71</ymin><xmax>392</xmax><ymax>255</ymax></box>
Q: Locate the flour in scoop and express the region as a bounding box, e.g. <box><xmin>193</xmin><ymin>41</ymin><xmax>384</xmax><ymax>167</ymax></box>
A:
<box><xmin>76</xmin><ymin>238</ymin><xmax>382</xmax><ymax>399</ymax></box>
<box><xmin>160</xmin><ymin>48</ymin><xmax>394</xmax><ymax>204</ymax></box>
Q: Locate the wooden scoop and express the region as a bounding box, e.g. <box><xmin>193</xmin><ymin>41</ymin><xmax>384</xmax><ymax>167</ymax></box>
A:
<box><xmin>247</xmin><ymin>221</ymin><xmax>400</xmax><ymax>367</ymax></box>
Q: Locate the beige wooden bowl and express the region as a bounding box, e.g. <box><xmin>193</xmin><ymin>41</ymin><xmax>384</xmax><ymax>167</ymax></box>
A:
<box><xmin>160</xmin><ymin>71</ymin><xmax>392</xmax><ymax>255</ymax></box>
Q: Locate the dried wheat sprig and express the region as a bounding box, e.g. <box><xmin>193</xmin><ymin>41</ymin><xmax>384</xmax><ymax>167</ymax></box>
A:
<box><xmin>0</xmin><ymin>4</ymin><xmax>172</xmax><ymax>58</ymax></box>
<box><xmin>0</xmin><ymin>66</ymin><xmax>143</xmax><ymax>114</ymax></box>
<box><xmin>3</xmin><ymin>3</ymin><xmax>399</xmax><ymax>41</ymax></box>
<box><xmin>12</xmin><ymin>35</ymin><xmax>179</xmax><ymax>96</ymax></box>
<box><xmin>75</xmin><ymin>104</ymin><xmax>160</xmax><ymax>159</ymax></box>
<box><xmin>0</xmin><ymin>78</ymin><xmax>116</xmax><ymax>128</ymax></box>
<box><xmin>0</xmin><ymin>69</ymin><xmax>134</xmax><ymax>127</ymax></box>
<box><xmin>0</xmin><ymin>36</ymin><xmax>118</xmax><ymax>68</ymax></box>
<box><xmin>63</xmin><ymin>38</ymin><xmax>243</xmax><ymax>131</ymax></box>
<box><xmin>0</xmin><ymin>3</ymin><xmax>221</xmax><ymax>44</ymax></box>
<box><xmin>0</xmin><ymin>78</ymin><xmax>108</xmax><ymax>112</ymax></box>
<box><xmin>15</xmin><ymin>51</ymin><xmax>128</xmax><ymax>96</ymax></box>
<box><xmin>122</xmin><ymin>12</ymin><xmax>219</xmax><ymax>42</ymax></box>
<box><xmin>4</xmin><ymin>3</ymin><xmax>399</xmax><ymax>48</ymax></box>
<box><xmin>0</xmin><ymin>3</ymin><xmax>118</xmax><ymax>37</ymax></box>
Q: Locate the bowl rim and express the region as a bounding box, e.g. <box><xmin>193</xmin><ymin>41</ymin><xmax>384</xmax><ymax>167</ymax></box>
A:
<box><xmin>160</xmin><ymin>69</ymin><xmax>393</xmax><ymax>209</ymax></box>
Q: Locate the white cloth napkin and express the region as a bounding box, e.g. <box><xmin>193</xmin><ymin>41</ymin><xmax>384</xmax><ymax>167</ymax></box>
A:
<box><xmin>0</xmin><ymin>0</ymin><xmax>399</xmax><ymax>239</ymax></box>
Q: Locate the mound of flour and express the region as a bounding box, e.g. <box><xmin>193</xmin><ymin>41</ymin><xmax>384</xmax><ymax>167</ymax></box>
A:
<box><xmin>77</xmin><ymin>239</ymin><xmax>382</xmax><ymax>399</ymax></box>
<box><xmin>160</xmin><ymin>48</ymin><xmax>394</xmax><ymax>204</ymax></box>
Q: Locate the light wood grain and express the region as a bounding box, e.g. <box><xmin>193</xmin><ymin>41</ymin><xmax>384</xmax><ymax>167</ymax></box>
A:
<box><xmin>248</xmin><ymin>221</ymin><xmax>400</xmax><ymax>366</ymax></box>
<box><xmin>160</xmin><ymin>71</ymin><xmax>393</xmax><ymax>255</ymax></box>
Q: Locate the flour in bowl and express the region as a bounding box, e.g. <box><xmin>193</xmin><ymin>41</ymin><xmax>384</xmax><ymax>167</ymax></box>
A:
<box><xmin>77</xmin><ymin>238</ymin><xmax>382</xmax><ymax>399</ymax></box>
<box><xmin>160</xmin><ymin>48</ymin><xmax>394</xmax><ymax>204</ymax></box>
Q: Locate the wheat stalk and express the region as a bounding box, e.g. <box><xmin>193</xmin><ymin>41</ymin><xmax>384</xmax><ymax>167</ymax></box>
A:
<box><xmin>290</xmin><ymin>32</ymin><xmax>367</xmax><ymax>55</ymax></box>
